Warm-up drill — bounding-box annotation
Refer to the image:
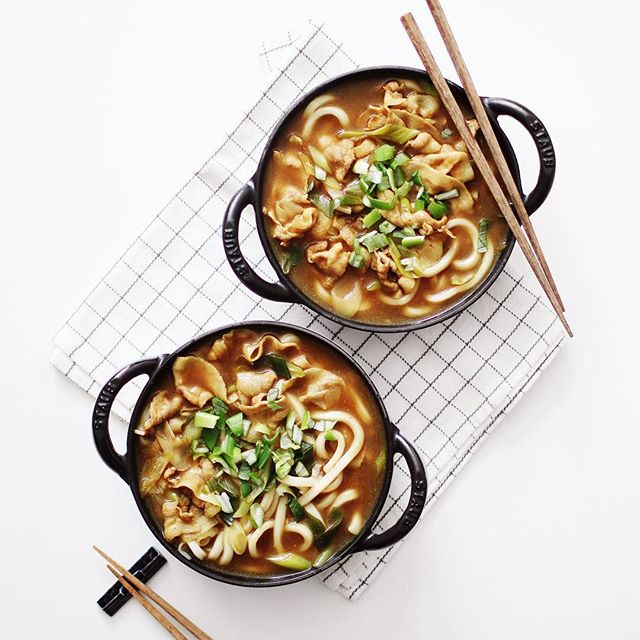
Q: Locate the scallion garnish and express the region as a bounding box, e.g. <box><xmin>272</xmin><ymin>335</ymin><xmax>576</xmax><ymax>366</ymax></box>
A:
<box><xmin>361</xmin><ymin>232</ymin><xmax>389</xmax><ymax>253</ymax></box>
<box><xmin>353</xmin><ymin>158</ymin><xmax>369</xmax><ymax>174</ymax></box>
<box><xmin>249</xmin><ymin>503</ymin><xmax>264</xmax><ymax>528</ymax></box>
<box><xmin>294</xmin><ymin>461</ymin><xmax>310</xmax><ymax>477</ymax></box>
<box><xmin>272</xmin><ymin>449</ymin><xmax>294</xmax><ymax>479</ymax></box>
<box><xmin>427</xmin><ymin>200</ymin><xmax>447</xmax><ymax>220</ymax></box>
<box><xmin>372</xmin><ymin>144</ymin><xmax>396</xmax><ymax>163</ymax></box>
<box><xmin>363</xmin><ymin>194</ymin><xmax>396</xmax><ymax>211</ymax></box>
<box><xmin>324</xmin><ymin>430</ymin><xmax>337</xmax><ymax>441</ymax></box>
<box><xmin>308</xmin><ymin>193</ymin><xmax>336</xmax><ymax>218</ymax></box>
<box><xmin>441</xmin><ymin>128</ymin><xmax>454</xmax><ymax>139</ymax></box>
<box><xmin>242</xmin><ymin>449</ymin><xmax>258</xmax><ymax>466</ymax></box>
<box><xmin>401</xmin><ymin>235</ymin><xmax>425</xmax><ymax>248</ymax></box>
<box><xmin>194</xmin><ymin>411</ymin><xmax>218</xmax><ymax>429</ymax></box>
<box><xmin>217</xmin><ymin>491</ymin><xmax>233</xmax><ymax>513</ymax></box>
<box><xmin>202</xmin><ymin>427</ymin><xmax>219</xmax><ymax>451</ymax></box>
<box><xmin>367</xmin><ymin>165</ymin><xmax>383</xmax><ymax>185</ymax></box>
<box><xmin>288</xmin><ymin>494</ymin><xmax>306</xmax><ymax>522</ymax></box>
<box><xmin>390</xmin><ymin>151</ymin><xmax>410</xmax><ymax>169</ymax></box>
<box><xmin>267</xmin><ymin>353</ymin><xmax>291</xmax><ymax>379</ymax></box>
<box><xmin>281</xmin><ymin>242</ymin><xmax>303</xmax><ymax>274</ymax></box>
<box><xmin>221</xmin><ymin>434</ymin><xmax>236</xmax><ymax>457</ymax></box>
<box><xmin>400</xmin><ymin>256</ymin><xmax>419</xmax><ymax>271</ymax></box>
<box><xmin>362</xmin><ymin>209</ymin><xmax>382</xmax><ymax>228</ymax></box>
<box><xmin>396</xmin><ymin>181</ymin><xmax>411</xmax><ymax>198</ymax></box>
<box><xmin>225</xmin><ymin>412</ymin><xmax>244</xmax><ymax>436</ymax></box>
<box><xmin>478</xmin><ymin>219</ymin><xmax>490</xmax><ymax>253</ymax></box>
<box><xmin>434</xmin><ymin>189</ymin><xmax>459</xmax><ymax>200</ymax></box>
<box><xmin>314</xmin><ymin>165</ymin><xmax>326</xmax><ymax>181</ymax></box>
<box><xmin>378</xmin><ymin>220</ymin><xmax>396</xmax><ymax>234</ymax></box>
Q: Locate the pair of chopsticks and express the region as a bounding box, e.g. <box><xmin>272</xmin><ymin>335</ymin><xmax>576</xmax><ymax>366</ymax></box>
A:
<box><xmin>93</xmin><ymin>546</ymin><xmax>213</xmax><ymax>640</ymax></box>
<box><xmin>401</xmin><ymin>2</ymin><xmax>572</xmax><ymax>337</ymax></box>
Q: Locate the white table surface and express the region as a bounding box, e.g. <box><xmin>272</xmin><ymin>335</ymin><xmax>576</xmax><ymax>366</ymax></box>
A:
<box><xmin>2</xmin><ymin>0</ymin><xmax>639</xmax><ymax>637</ymax></box>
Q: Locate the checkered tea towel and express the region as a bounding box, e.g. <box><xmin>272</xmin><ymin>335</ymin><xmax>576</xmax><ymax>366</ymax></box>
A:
<box><xmin>51</xmin><ymin>22</ymin><xmax>565</xmax><ymax>600</ymax></box>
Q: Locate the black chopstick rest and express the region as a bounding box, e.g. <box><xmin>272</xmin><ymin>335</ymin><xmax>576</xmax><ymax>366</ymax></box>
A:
<box><xmin>97</xmin><ymin>547</ymin><xmax>167</xmax><ymax>616</ymax></box>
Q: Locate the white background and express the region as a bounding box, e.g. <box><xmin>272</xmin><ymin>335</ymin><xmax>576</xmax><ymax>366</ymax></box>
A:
<box><xmin>1</xmin><ymin>0</ymin><xmax>639</xmax><ymax>637</ymax></box>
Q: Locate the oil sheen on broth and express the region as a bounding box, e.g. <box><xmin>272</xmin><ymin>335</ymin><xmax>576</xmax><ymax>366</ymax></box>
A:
<box><xmin>263</xmin><ymin>77</ymin><xmax>508</xmax><ymax>324</ymax></box>
<box><xmin>136</xmin><ymin>329</ymin><xmax>386</xmax><ymax>576</ymax></box>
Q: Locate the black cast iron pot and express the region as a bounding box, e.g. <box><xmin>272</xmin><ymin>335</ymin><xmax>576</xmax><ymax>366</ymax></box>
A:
<box><xmin>223</xmin><ymin>66</ymin><xmax>555</xmax><ymax>332</ymax></box>
<box><xmin>93</xmin><ymin>321</ymin><xmax>427</xmax><ymax>587</ymax></box>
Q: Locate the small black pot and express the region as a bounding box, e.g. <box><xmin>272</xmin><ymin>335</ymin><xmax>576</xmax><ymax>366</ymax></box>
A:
<box><xmin>223</xmin><ymin>66</ymin><xmax>556</xmax><ymax>332</ymax></box>
<box><xmin>93</xmin><ymin>321</ymin><xmax>427</xmax><ymax>587</ymax></box>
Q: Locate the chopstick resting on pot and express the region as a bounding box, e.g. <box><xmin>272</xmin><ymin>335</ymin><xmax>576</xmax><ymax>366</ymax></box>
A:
<box><xmin>400</xmin><ymin>12</ymin><xmax>572</xmax><ymax>337</ymax></box>
<box><xmin>94</xmin><ymin>546</ymin><xmax>213</xmax><ymax>640</ymax></box>
<box><xmin>423</xmin><ymin>0</ymin><xmax>565</xmax><ymax>313</ymax></box>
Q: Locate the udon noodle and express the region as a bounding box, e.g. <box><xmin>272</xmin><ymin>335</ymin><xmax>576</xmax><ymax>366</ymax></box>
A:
<box><xmin>136</xmin><ymin>329</ymin><xmax>386</xmax><ymax>574</ymax></box>
<box><xmin>263</xmin><ymin>76</ymin><xmax>509</xmax><ymax>324</ymax></box>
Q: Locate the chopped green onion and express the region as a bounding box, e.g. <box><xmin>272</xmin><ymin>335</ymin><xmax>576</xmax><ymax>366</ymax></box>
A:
<box><xmin>427</xmin><ymin>201</ymin><xmax>447</xmax><ymax>220</ymax></box>
<box><xmin>308</xmin><ymin>193</ymin><xmax>336</xmax><ymax>218</ymax></box>
<box><xmin>241</xmin><ymin>449</ymin><xmax>257</xmax><ymax>465</ymax></box>
<box><xmin>396</xmin><ymin>181</ymin><xmax>411</xmax><ymax>198</ymax></box>
<box><xmin>435</xmin><ymin>189</ymin><xmax>459</xmax><ymax>200</ymax></box>
<box><xmin>221</xmin><ymin>434</ymin><xmax>236</xmax><ymax>457</ymax></box>
<box><xmin>249</xmin><ymin>503</ymin><xmax>264</xmax><ymax>528</ymax></box>
<box><xmin>400</xmin><ymin>256</ymin><xmax>419</xmax><ymax>271</ymax></box>
<box><xmin>324</xmin><ymin>430</ymin><xmax>337</xmax><ymax>441</ymax></box>
<box><xmin>294</xmin><ymin>461</ymin><xmax>310</xmax><ymax>477</ymax></box>
<box><xmin>353</xmin><ymin>158</ymin><xmax>369</xmax><ymax>174</ymax></box>
<box><xmin>363</xmin><ymin>194</ymin><xmax>396</xmax><ymax>211</ymax></box>
<box><xmin>219</xmin><ymin>512</ymin><xmax>234</xmax><ymax>526</ymax></box>
<box><xmin>217</xmin><ymin>491</ymin><xmax>233</xmax><ymax>513</ymax></box>
<box><xmin>362</xmin><ymin>209</ymin><xmax>382</xmax><ymax>228</ymax></box>
<box><xmin>314</xmin><ymin>165</ymin><xmax>326</xmax><ymax>181</ymax></box>
<box><xmin>291</xmin><ymin>425</ymin><xmax>303</xmax><ymax>445</ymax></box>
<box><xmin>411</xmin><ymin>171</ymin><xmax>424</xmax><ymax>187</ymax></box>
<box><xmin>339</xmin><ymin>194</ymin><xmax>362</xmax><ymax>207</ymax></box>
<box><xmin>288</xmin><ymin>494</ymin><xmax>306</xmax><ymax>522</ymax></box>
<box><xmin>349</xmin><ymin>252</ymin><xmax>364</xmax><ymax>269</ymax></box>
<box><xmin>313</xmin><ymin>547</ymin><xmax>334</xmax><ymax>568</ymax></box>
<box><xmin>306</xmin><ymin>176</ymin><xmax>315</xmax><ymax>193</ymax></box>
<box><xmin>267</xmin><ymin>353</ymin><xmax>291</xmax><ymax>380</ymax></box>
<box><xmin>315</xmin><ymin>508</ymin><xmax>344</xmax><ymax>549</ymax></box>
<box><xmin>266</xmin><ymin>387</ymin><xmax>279</xmax><ymax>402</ymax></box>
<box><xmin>266</xmin><ymin>552</ymin><xmax>311</xmax><ymax>571</ymax></box>
<box><xmin>367</xmin><ymin>165</ymin><xmax>383</xmax><ymax>185</ymax></box>
<box><xmin>255</xmin><ymin>441</ymin><xmax>271</xmax><ymax>469</ymax></box>
<box><xmin>401</xmin><ymin>235</ymin><xmax>425</xmax><ymax>248</ymax></box>
<box><xmin>272</xmin><ymin>449</ymin><xmax>294</xmax><ymax>479</ymax></box>
<box><xmin>285</xmin><ymin>410</ymin><xmax>296</xmax><ymax>431</ymax></box>
<box><xmin>393</xmin><ymin>166</ymin><xmax>404</xmax><ymax>190</ymax></box>
<box><xmin>238</xmin><ymin>463</ymin><xmax>251</xmax><ymax>481</ymax></box>
<box><xmin>372</xmin><ymin>144</ymin><xmax>396</xmax><ymax>163</ymax></box>
<box><xmin>301</xmin><ymin>410</ymin><xmax>313</xmax><ymax>430</ymax></box>
<box><xmin>374</xmin><ymin>449</ymin><xmax>386</xmax><ymax>473</ymax></box>
<box><xmin>413</xmin><ymin>198</ymin><xmax>425</xmax><ymax>212</ymax></box>
<box><xmin>202</xmin><ymin>427</ymin><xmax>219</xmax><ymax>451</ymax></box>
<box><xmin>451</xmin><ymin>273</ymin><xmax>474</xmax><ymax>286</ymax></box>
<box><xmin>361</xmin><ymin>232</ymin><xmax>389</xmax><ymax>253</ymax></box>
<box><xmin>281</xmin><ymin>242</ymin><xmax>303</xmax><ymax>275</ymax></box>
<box><xmin>390</xmin><ymin>152</ymin><xmax>411</xmax><ymax>169</ymax></box>
<box><xmin>225</xmin><ymin>412</ymin><xmax>244</xmax><ymax>436</ymax></box>
<box><xmin>194</xmin><ymin>411</ymin><xmax>218</xmax><ymax>429</ymax></box>
<box><xmin>267</xmin><ymin>400</ymin><xmax>282</xmax><ymax>411</ymax></box>
<box><xmin>288</xmin><ymin>363</ymin><xmax>306</xmax><ymax>378</ymax></box>
<box><xmin>378</xmin><ymin>220</ymin><xmax>396</xmax><ymax>234</ymax></box>
<box><xmin>295</xmin><ymin>441</ymin><xmax>314</xmax><ymax>467</ymax></box>
<box><xmin>478</xmin><ymin>219</ymin><xmax>490</xmax><ymax>253</ymax></box>
<box><xmin>441</xmin><ymin>127</ymin><xmax>454</xmax><ymax>139</ymax></box>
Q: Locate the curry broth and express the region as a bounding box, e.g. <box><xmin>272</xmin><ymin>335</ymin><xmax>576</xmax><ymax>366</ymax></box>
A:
<box><xmin>136</xmin><ymin>329</ymin><xmax>387</xmax><ymax>576</ymax></box>
<box><xmin>263</xmin><ymin>76</ymin><xmax>508</xmax><ymax>325</ymax></box>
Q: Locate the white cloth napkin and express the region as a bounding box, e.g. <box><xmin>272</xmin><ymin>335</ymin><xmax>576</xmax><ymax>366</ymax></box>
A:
<box><xmin>51</xmin><ymin>22</ymin><xmax>565</xmax><ymax>600</ymax></box>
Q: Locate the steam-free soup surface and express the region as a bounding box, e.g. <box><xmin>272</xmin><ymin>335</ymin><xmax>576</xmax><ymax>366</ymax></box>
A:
<box><xmin>263</xmin><ymin>76</ymin><xmax>508</xmax><ymax>324</ymax></box>
<box><xmin>137</xmin><ymin>329</ymin><xmax>386</xmax><ymax>576</ymax></box>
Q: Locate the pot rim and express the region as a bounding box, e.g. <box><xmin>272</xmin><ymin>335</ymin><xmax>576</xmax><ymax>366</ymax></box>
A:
<box><xmin>250</xmin><ymin>65</ymin><xmax>521</xmax><ymax>332</ymax></box>
<box><xmin>125</xmin><ymin>320</ymin><xmax>397</xmax><ymax>587</ymax></box>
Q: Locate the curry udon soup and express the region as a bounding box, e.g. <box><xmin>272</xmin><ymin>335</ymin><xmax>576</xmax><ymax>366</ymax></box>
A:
<box><xmin>136</xmin><ymin>329</ymin><xmax>386</xmax><ymax>575</ymax></box>
<box><xmin>262</xmin><ymin>77</ymin><xmax>508</xmax><ymax>325</ymax></box>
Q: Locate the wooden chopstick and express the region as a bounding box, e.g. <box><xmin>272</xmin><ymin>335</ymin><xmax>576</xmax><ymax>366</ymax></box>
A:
<box><xmin>400</xmin><ymin>13</ymin><xmax>573</xmax><ymax>337</ymax></box>
<box><xmin>107</xmin><ymin>565</ymin><xmax>189</xmax><ymax>640</ymax></box>
<box><xmin>94</xmin><ymin>546</ymin><xmax>213</xmax><ymax>640</ymax></box>
<box><xmin>424</xmin><ymin>0</ymin><xmax>566</xmax><ymax>312</ymax></box>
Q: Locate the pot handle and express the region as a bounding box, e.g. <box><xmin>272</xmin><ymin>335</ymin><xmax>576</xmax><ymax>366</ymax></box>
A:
<box><xmin>353</xmin><ymin>428</ymin><xmax>428</xmax><ymax>552</ymax></box>
<box><xmin>92</xmin><ymin>357</ymin><xmax>165</xmax><ymax>483</ymax></box>
<box><xmin>223</xmin><ymin>182</ymin><xmax>295</xmax><ymax>303</ymax></box>
<box><xmin>482</xmin><ymin>97</ymin><xmax>556</xmax><ymax>214</ymax></box>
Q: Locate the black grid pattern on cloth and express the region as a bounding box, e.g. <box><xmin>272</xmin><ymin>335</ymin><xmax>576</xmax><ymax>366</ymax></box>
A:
<box><xmin>51</xmin><ymin>23</ymin><xmax>565</xmax><ymax>599</ymax></box>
